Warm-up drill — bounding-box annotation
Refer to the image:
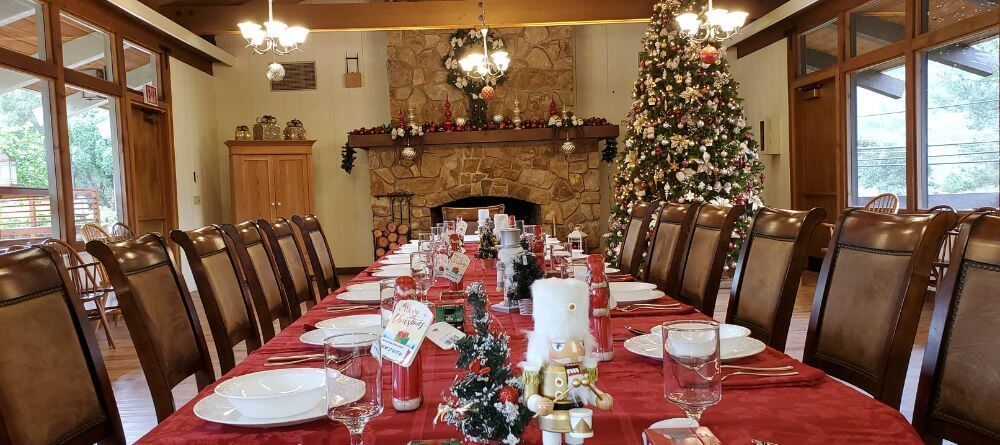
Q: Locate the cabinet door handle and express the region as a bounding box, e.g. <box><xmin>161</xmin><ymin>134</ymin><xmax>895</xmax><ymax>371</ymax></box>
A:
<box><xmin>271</xmin><ymin>202</ymin><xmax>276</xmax><ymax>206</ymax></box>
<box><xmin>277</xmin><ymin>202</ymin><xmax>282</xmax><ymax>206</ymax></box>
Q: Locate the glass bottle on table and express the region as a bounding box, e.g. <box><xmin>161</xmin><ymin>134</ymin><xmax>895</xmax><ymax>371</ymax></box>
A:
<box><xmin>325</xmin><ymin>332</ymin><xmax>383</xmax><ymax>445</ymax></box>
<box><xmin>661</xmin><ymin>320</ymin><xmax>722</xmax><ymax>422</ymax></box>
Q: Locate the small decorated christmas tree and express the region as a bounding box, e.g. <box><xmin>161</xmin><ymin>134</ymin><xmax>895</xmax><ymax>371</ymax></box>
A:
<box><xmin>437</xmin><ymin>282</ymin><xmax>533</xmax><ymax>444</ymax></box>
<box><xmin>508</xmin><ymin>250</ymin><xmax>544</xmax><ymax>302</ymax></box>
<box><xmin>476</xmin><ymin>218</ymin><xmax>498</xmax><ymax>260</ymax></box>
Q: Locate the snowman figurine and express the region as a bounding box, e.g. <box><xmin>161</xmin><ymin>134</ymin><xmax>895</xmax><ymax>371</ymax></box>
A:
<box><xmin>521</xmin><ymin>278</ymin><xmax>614</xmax><ymax>445</ymax></box>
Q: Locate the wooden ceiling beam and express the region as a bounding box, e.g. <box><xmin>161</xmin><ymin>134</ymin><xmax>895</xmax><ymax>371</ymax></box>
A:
<box><xmin>158</xmin><ymin>0</ymin><xmax>660</xmax><ymax>34</ymax></box>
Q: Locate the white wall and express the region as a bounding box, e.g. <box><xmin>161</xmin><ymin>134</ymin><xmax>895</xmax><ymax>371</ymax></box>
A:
<box><xmin>212</xmin><ymin>32</ymin><xmax>388</xmax><ymax>268</ymax></box>
<box><xmin>728</xmin><ymin>39</ymin><xmax>792</xmax><ymax>208</ymax></box>
<box><xmin>170</xmin><ymin>56</ymin><xmax>222</xmax><ymax>286</ymax></box>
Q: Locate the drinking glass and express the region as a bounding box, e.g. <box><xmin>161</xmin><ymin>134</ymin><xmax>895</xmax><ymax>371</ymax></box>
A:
<box><xmin>410</xmin><ymin>252</ymin><xmax>433</xmax><ymax>302</ymax></box>
<box><xmin>523</xmin><ymin>224</ymin><xmax>537</xmax><ymax>248</ymax></box>
<box><xmin>378</xmin><ymin>279</ymin><xmax>396</xmax><ymax>327</ymax></box>
<box><xmin>417</xmin><ymin>233</ymin><xmax>433</xmax><ymax>254</ymax></box>
<box><xmin>325</xmin><ymin>332</ymin><xmax>383</xmax><ymax>445</ymax></box>
<box><xmin>661</xmin><ymin>320</ymin><xmax>721</xmax><ymax>422</ymax></box>
<box><xmin>515</xmin><ymin>220</ymin><xmax>525</xmax><ymax>233</ymax></box>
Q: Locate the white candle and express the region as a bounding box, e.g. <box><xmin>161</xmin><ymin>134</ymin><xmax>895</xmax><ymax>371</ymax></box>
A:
<box><xmin>478</xmin><ymin>209</ymin><xmax>490</xmax><ymax>224</ymax></box>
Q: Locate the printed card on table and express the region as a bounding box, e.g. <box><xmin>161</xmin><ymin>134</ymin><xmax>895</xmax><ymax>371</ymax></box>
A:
<box><xmin>381</xmin><ymin>300</ymin><xmax>433</xmax><ymax>367</ymax></box>
<box><xmin>441</xmin><ymin>252</ymin><xmax>471</xmax><ymax>283</ymax></box>
<box><xmin>456</xmin><ymin>220</ymin><xmax>468</xmax><ymax>236</ymax></box>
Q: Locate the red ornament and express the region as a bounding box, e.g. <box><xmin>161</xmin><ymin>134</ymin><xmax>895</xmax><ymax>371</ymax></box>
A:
<box><xmin>397</xmin><ymin>109</ymin><xmax>406</xmax><ymax>127</ymax></box>
<box><xmin>699</xmin><ymin>45</ymin><xmax>720</xmax><ymax>64</ymax></box>
<box><xmin>480</xmin><ymin>85</ymin><xmax>495</xmax><ymax>101</ymax></box>
<box><xmin>497</xmin><ymin>386</ymin><xmax>519</xmax><ymax>403</ymax></box>
<box><xmin>443</xmin><ymin>97</ymin><xmax>454</xmax><ymax>130</ymax></box>
<box><xmin>469</xmin><ymin>358</ymin><xmax>491</xmax><ymax>375</ymax></box>
<box><xmin>549</xmin><ymin>99</ymin><xmax>559</xmax><ymax>117</ymax></box>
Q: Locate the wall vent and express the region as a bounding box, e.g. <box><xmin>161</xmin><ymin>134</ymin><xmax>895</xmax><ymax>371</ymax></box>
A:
<box><xmin>270</xmin><ymin>62</ymin><xmax>317</xmax><ymax>91</ymax></box>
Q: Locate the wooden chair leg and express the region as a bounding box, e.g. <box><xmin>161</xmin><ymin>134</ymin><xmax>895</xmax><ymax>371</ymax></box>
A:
<box><xmin>95</xmin><ymin>296</ymin><xmax>116</xmax><ymax>349</ymax></box>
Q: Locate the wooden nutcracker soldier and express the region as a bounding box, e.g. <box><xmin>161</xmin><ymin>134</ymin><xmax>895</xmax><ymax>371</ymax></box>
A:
<box><xmin>521</xmin><ymin>279</ymin><xmax>614</xmax><ymax>445</ymax></box>
<box><xmin>392</xmin><ymin>276</ymin><xmax>423</xmax><ymax>411</ymax></box>
<box><xmin>586</xmin><ymin>254</ymin><xmax>614</xmax><ymax>361</ymax></box>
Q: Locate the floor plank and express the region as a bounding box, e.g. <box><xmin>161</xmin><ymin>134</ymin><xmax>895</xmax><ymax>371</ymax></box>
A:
<box><xmin>98</xmin><ymin>271</ymin><xmax>933</xmax><ymax>443</ymax></box>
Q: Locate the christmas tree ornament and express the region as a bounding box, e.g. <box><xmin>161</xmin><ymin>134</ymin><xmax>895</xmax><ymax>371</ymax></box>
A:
<box><xmin>401</xmin><ymin>145</ymin><xmax>418</xmax><ymax>161</ymax></box>
<box><xmin>498</xmin><ymin>385</ymin><xmax>520</xmax><ymax>403</ymax></box>
<box><xmin>266</xmin><ymin>62</ymin><xmax>285</xmax><ymax>81</ymax></box>
<box><xmin>512</xmin><ymin>98</ymin><xmax>523</xmax><ymax>129</ymax></box>
<box><xmin>407</xmin><ymin>105</ymin><xmax>417</xmax><ymax>126</ymax></box>
<box><xmin>480</xmin><ymin>85</ymin><xmax>495</xmax><ymax>100</ymax></box>
<box><xmin>455</xmin><ymin>116</ymin><xmax>467</xmax><ymax>127</ymax></box>
<box><xmin>586</xmin><ymin>255</ymin><xmax>614</xmax><ymax>361</ymax></box>
<box><xmin>561</xmin><ymin>139</ymin><xmax>577</xmax><ymax>155</ymax></box>
<box><xmin>522</xmin><ymin>278</ymin><xmax>613</xmax><ymax>445</ymax></box>
<box><xmin>391</xmin><ymin>277</ymin><xmax>424</xmax><ymax>411</ymax></box>
<box><xmin>493</xmin><ymin>113</ymin><xmax>504</xmax><ymax>124</ymax></box>
<box><xmin>443</xmin><ymin>97</ymin><xmax>454</xmax><ymax>130</ymax></box>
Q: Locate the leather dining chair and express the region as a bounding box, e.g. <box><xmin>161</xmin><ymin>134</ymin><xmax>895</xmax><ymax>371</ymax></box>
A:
<box><xmin>618</xmin><ymin>201</ymin><xmax>656</xmax><ymax>277</ymax></box>
<box><xmin>171</xmin><ymin>226</ymin><xmax>262</xmax><ymax>374</ymax></box>
<box><xmin>292</xmin><ymin>214</ymin><xmax>341</xmax><ymax>297</ymax></box>
<box><xmin>258</xmin><ymin>217</ymin><xmax>318</xmax><ymax>316</ymax></box>
<box><xmin>803</xmin><ymin>209</ymin><xmax>949</xmax><ymax>409</ymax></box>
<box><xmin>642</xmin><ymin>202</ymin><xmax>700</xmax><ymax>296</ymax></box>
<box><xmin>912</xmin><ymin>213</ymin><xmax>1000</xmax><ymax>443</ymax></box>
<box><xmin>442</xmin><ymin>204</ymin><xmax>504</xmax><ymax>236</ymax></box>
<box><xmin>222</xmin><ymin>221</ymin><xmax>295</xmax><ymax>339</ymax></box>
<box><xmin>41</xmin><ymin>237</ymin><xmax>119</xmax><ymax>349</ymax></box>
<box><xmin>0</xmin><ymin>246</ymin><xmax>125</xmax><ymax>444</ymax></box>
<box><xmin>87</xmin><ymin>233</ymin><xmax>215</xmax><ymax>422</ymax></box>
<box><xmin>675</xmin><ymin>203</ymin><xmax>745</xmax><ymax>315</ymax></box>
<box><xmin>726</xmin><ymin>207</ymin><xmax>826</xmax><ymax>351</ymax></box>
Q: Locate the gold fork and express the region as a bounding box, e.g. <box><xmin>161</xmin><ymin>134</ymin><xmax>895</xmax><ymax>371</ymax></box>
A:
<box><xmin>721</xmin><ymin>371</ymin><xmax>799</xmax><ymax>381</ymax></box>
<box><xmin>722</xmin><ymin>365</ymin><xmax>794</xmax><ymax>372</ymax></box>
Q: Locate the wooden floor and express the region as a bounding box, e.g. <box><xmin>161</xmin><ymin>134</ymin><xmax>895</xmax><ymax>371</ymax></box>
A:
<box><xmin>98</xmin><ymin>271</ymin><xmax>935</xmax><ymax>443</ymax></box>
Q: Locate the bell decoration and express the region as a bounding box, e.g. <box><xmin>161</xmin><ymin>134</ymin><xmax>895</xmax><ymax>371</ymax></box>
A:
<box><xmin>586</xmin><ymin>255</ymin><xmax>614</xmax><ymax>361</ymax></box>
<box><xmin>266</xmin><ymin>62</ymin><xmax>285</xmax><ymax>81</ymax></box>
<box><xmin>392</xmin><ymin>277</ymin><xmax>424</xmax><ymax>411</ymax></box>
<box><xmin>561</xmin><ymin>139</ymin><xmax>577</xmax><ymax>155</ymax></box>
<box><xmin>480</xmin><ymin>85</ymin><xmax>496</xmax><ymax>101</ymax></box>
<box><xmin>401</xmin><ymin>145</ymin><xmax>418</xmax><ymax>161</ymax></box>
<box><xmin>699</xmin><ymin>44</ymin><xmax>720</xmax><ymax>64</ymax></box>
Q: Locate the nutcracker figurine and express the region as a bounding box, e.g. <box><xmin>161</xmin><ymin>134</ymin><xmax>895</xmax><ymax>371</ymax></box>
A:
<box><xmin>586</xmin><ymin>255</ymin><xmax>614</xmax><ymax>361</ymax></box>
<box><xmin>521</xmin><ymin>278</ymin><xmax>614</xmax><ymax>445</ymax></box>
<box><xmin>392</xmin><ymin>276</ymin><xmax>423</xmax><ymax>411</ymax></box>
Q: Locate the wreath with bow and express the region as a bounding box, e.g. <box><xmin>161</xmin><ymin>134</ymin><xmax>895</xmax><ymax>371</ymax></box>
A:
<box><xmin>443</xmin><ymin>28</ymin><xmax>507</xmax><ymax>99</ymax></box>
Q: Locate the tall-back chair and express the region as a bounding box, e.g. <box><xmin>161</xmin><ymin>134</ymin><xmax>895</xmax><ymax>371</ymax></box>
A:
<box><xmin>642</xmin><ymin>202</ymin><xmax>699</xmax><ymax>296</ymax></box>
<box><xmin>80</xmin><ymin>223</ymin><xmax>112</xmax><ymax>243</ymax></box>
<box><xmin>87</xmin><ymin>233</ymin><xmax>215</xmax><ymax>421</ymax></box>
<box><xmin>292</xmin><ymin>214</ymin><xmax>341</xmax><ymax>297</ymax></box>
<box><xmin>258</xmin><ymin>217</ymin><xmax>317</xmax><ymax>314</ymax></box>
<box><xmin>675</xmin><ymin>204</ymin><xmax>745</xmax><ymax>315</ymax></box>
<box><xmin>441</xmin><ymin>204</ymin><xmax>504</xmax><ymax>235</ymax></box>
<box><xmin>0</xmin><ymin>247</ymin><xmax>125</xmax><ymax>444</ymax></box>
<box><xmin>863</xmin><ymin>193</ymin><xmax>900</xmax><ymax>213</ymax></box>
<box><xmin>618</xmin><ymin>201</ymin><xmax>656</xmax><ymax>277</ymax></box>
<box><xmin>170</xmin><ymin>226</ymin><xmax>262</xmax><ymax>373</ymax></box>
<box><xmin>111</xmin><ymin>222</ymin><xmax>134</xmax><ymax>240</ymax></box>
<box><xmin>804</xmin><ymin>209</ymin><xmax>948</xmax><ymax>408</ymax></box>
<box><xmin>913</xmin><ymin>213</ymin><xmax>1000</xmax><ymax>443</ymax></box>
<box><xmin>222</xmin><ymin>221</ymin><xmax>294</xmax><ymax>338</ymax></box>
<box><xmin>726</xmin><ymin>207</ymin><xmax>826</xmax><ymax>350</ymax></box>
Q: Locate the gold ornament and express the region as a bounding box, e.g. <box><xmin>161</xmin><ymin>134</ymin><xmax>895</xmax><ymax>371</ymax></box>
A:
<box><xmin>266</xmin><ymin>62</ymin><xmax>285</xmax><ymax>81</ymax></box>
<box><xmin>512</xmin><ymin>98</ymin><xmax>523</xmax><ymax>129</ymax></box>
<box><xmin>561</xmin><ymin>139</ymin><xmax>576</xmax><ymax>155</ymax></box>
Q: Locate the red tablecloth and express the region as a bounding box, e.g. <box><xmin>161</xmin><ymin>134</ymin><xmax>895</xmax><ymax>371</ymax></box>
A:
<box><xmin>138</xmin><ymin>246</ymin><xmax>922</xmax><ymax>444</ymax></box>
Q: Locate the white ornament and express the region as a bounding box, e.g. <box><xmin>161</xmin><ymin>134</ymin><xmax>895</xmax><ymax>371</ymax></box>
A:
<box><xmin>266</xmin><ymin>62</ymin><xmax>285</xmax><ymax>81</ymax></box>
<box><xmin>561</xmin><ymin>140</ymin><xmax>577</xmax><ymax>155</ymax></box>
<box><xmin>401</xmin><ymin>145</ymin><xmax>418</xmax><ymax>160</ymax></box>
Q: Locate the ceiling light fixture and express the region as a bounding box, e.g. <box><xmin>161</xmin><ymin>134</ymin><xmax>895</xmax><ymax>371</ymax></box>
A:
<box><xmin>459</xmin><ymin>1</ymin><xmax>510</xmax><ymax>82</ymax></box>
<box><xmin>675</xmin><ymin>0</ymin><xmax>748</xmax><ymax>43</ymax></box>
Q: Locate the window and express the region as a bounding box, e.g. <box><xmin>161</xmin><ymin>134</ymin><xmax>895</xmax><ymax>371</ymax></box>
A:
<box><xmin>922</xmin><ymin>0</ymin><xmax>998</xmax><ymax>32</ymax></box>
<box><xmin>849</xmin><ymin>0</ymin><xmax>906</xmax><ymax>57</ymax></box>
<box><xmin>65</xmin><ymin>85</ymin><xmax>122</xmax><ymax>240</ymax></box>
<box><xmin>124</xmin><ymin>41</ymin><xmax>159</xmax><ymax>93</ymax></box>
<box><xmin>849</xmin><ymin>58</ymin><xmax>907</xmax><ymax>206</ymax></box>
<box><xmin>0</xmin><ymin>67</ymin><xmax>57</xmax><ymax>241</ymax></box>
<box><xmin>60</xmin><ymin>13</ymin><xmax>114</xmax><ymax>82</ymax></box>
<box><xmin>799</xmin><ymin>20</ymin><xmax>838</xmax><ymax>75</ymax></box>
<box><xmin>0</xmin><ymin>0</ymin><xmax>46</xmax><ymax>59</ymax></box>
<box><xmin>919</xmin><ymin>34</ymin><xmax>999</xmax><ymax>209</ymax></box>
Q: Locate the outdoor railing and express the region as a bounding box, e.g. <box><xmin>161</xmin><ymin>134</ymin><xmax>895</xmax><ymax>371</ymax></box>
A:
<box><xmin>0</xmin><ymin>187</ymin><xmax>101</xmax><ymax>241</ymax></box>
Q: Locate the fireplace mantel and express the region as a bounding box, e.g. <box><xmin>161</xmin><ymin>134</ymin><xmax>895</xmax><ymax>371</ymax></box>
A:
<box><xmin>348</xmin><ymin>124</ymin><xmax>618</xmax><ymax>149</ymax></box>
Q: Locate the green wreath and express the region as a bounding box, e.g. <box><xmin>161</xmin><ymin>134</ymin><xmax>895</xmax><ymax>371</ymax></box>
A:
<box><xmin>443</xmin><ymin>28</ymin><xmax>507</xmax><ymax>99</ymax></box>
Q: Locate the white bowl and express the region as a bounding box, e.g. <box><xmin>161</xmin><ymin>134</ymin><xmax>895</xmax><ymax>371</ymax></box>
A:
<box><xmin>214</xmin><ymin>368</ymin><xmax>326</xmax><ymax>419</ymax></box>
<box><xmin>652</xmin><ymin>323</ymin><xmax>751</xmax><ymax>339</ymax></box>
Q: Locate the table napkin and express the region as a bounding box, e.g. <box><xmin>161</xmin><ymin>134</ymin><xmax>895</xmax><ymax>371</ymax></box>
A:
<box><xmin>612</xmin><ymin>297</ymin><xmax>695</xmax><ymax>317</ymax></box>
<box><xmin>722</xmin><ymin>348</ymin><xmax>826</xmax><ymax>389</ymax></box>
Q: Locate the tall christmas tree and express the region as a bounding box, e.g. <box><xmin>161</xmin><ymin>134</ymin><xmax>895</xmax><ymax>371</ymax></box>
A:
<box><xmin>605</xmin><ymin>0</ymin><xmax>764</xmax><ymax>268</ymax></box>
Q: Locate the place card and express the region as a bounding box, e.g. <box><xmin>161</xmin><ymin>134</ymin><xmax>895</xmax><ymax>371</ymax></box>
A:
<box><xmin>442</xmin><ymin>252</ymin><xmax>471</xmax><ymax>283</ymax></box>
<box><xmin>381</xmin><ymin>300</ymin><xmax>433</xmax><ymax>367</ymax></box>
<box><xmin>426</xmin><ymin>321</ymin><xmax>466</xmax><ymax>350</ymax></box>
<box><xmin>456</xmin><ymin>219</ymin><xmax>468</xmax><ymax>236</ymax></box>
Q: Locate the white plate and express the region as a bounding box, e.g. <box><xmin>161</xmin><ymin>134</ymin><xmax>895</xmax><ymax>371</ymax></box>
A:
<box><xmin>609</xmin><ymin>282</ymin><xmax>657</xmax><ymax>292</ymax></box>
<box><xmin>464</xmin><ymin>234</ymin><xmax>479</xmax><ymax>242</ymax></box>
<box><xmin>383</xmin><ymin>253</ymin><xmax>411</xmax><ymax>260</ymax></box>
<box><xmin>613</xmin><ymin>289</ymin><xmax>665</xmax><ymax>304</ymax></box>
<box><xmin>379</xmin><ymin>257</ymin><xmax>411</xmax><ymax>265</ymax></box>
<box><xmin>336</xmin><ymin>290</ymin><xmax>390</xmax><ymax>304</ymax></box>
<box><xmin>395</xmin><ymin>246</ymin><xmax>418</xmax><ymax>254</ymax></box>
<box><xmin>194</xmin><ymin>374</ymin><xmax>365</xmax><ymax>427</ymax></box>
<box><xmin>299</xmin><ymin>329</ymin><xmax>378</xmax><ymax>347</ymax></box>
<box><xmin>623</xmin><ymin>334</ymin><xmax>766</xmax><ymax>361</ymax></box>
<box><xmin>651</xmin><ymin>323</ymin><xmax>751</xmax><ymax>340</ymax></box>
<box><xmin>376</xmin><ymin>264</ymin><xmax>411</xmax><ymax>272</ymax></box>
<box><xmin>606</xmin><ymin>267</ymin><xmax>621</xmax><ymax>274</ymax></box>
<box><xmin>315</xmin><ymin>314</ymin><xmax>381</xmax><ymax>332</ymax></box>
<box><xmin>371</xmin><ymin>269</ymin><xmax>411</xmax><ymax>278</ymax></box>
<box><xmin>347</xmin><ymin>282</ymin><xmax>380</xmax><ymax>292</ymax></box>
<box><xmin>215</xmin><ymin>368</ymin><xmax>326</xmax><ymax>418</ymax></box>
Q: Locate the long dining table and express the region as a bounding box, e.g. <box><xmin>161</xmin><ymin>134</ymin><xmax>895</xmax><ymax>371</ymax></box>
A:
<box><xmin>139</xmin><ymin>243</ymin><xmax>923</xmax><ymax>444</ymax></box>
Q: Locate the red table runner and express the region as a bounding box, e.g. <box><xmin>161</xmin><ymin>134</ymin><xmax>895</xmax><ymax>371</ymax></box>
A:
<box><xmin>138</xmin><ymin>246</ymin><xmax>921</xmax><ymax>444</ymax></box>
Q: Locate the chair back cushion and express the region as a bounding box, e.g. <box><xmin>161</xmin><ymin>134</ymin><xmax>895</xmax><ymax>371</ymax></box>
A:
<box><xmin>292</xmin><ymin>214</ymin><xmax>339</xmax><ymax>295</ymax></box>
<box><xmin>619</xmin><ymin>202</ymin><xmax>656</xmax><ymax>276</ymax></box>
<box><xmin>644</xmin><ymin>203</ymin><xmax>699</xmax><ymax>295</ymax></box>
<box><xmin>728</xmin><ymin>207</ymin><xmax>825</xmax><ymax>350</ymax></box>
<box><xmin>0</xmin><ymin>247</ymin><xmax>122</xmax><ymax>444</ymax></box>
<box><xmin>913</xmin><ymin>213</ymin><xmax>1000</xmax><ymax>443</ymax></box>
<box><xmin>805</xmin><ymin>209</ymin><xmax>948</xmax><ymax>407</ymax></box>
<box><xmin>258</xmin><ymin>218</ymin><xmax>314</xmax><ymax>308</ymax></box>
<box><xmin>442</xmin><ymin>204</ymin><xmax>504</xmax><ymax>235</ymax></box>
<box><xmin>677</xmin><ymin>204</ymin><xmax>745</xmax><ymax>314</ymax></box>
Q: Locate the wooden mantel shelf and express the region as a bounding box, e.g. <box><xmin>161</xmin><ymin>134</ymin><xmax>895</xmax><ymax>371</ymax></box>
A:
<box><xmin>347</xmin><ymin>125</ymin><xmax>619</xmax><ymax>149</ymax></box>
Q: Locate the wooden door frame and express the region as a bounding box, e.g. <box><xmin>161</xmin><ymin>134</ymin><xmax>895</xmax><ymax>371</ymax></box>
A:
<box><xmin>124</xmin><ymin>99</ymin><xmax>178</xmax><ymax>238</ymax></box>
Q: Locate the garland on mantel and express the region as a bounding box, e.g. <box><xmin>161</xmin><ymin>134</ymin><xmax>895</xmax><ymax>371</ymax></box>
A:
<box><xmin>340</xmin><ymin>117</ymin><xmax>615</xmax><ymax>173</ymax></box>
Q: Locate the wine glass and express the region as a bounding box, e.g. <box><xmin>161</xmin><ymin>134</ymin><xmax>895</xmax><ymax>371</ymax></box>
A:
<box><xmin>410</xmin><ymin>252</ymin><xmax>433</xmax><ymax>302</ymax></box>
<box><xmin>661</xmin><ymin>320</ymin><xmax>721</xmax><ymax>422</ymax></box>
<box><xmin>417</xmin><ymin>233</ymin><xmax>432</xmax><ymax>253</ymax></box>
<box><xmin>378</xmin><ymin>279</ymin><xmax>396</xmax><ymax>327</ymax></box>
<box><xmin>325</xmin><ymin>332</ymin><xmax>383</xmax><ymax>445</ymax></box>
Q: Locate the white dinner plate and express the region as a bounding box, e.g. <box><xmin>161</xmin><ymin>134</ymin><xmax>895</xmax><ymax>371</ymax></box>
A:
<box><xmin>315</xmin><ymin>314</ymin><xmax>381</xmax><ymax>332</ymax></box>
<box><xmin>651</xmin><ymin>323</ymin><xmax>751</xmax><ymax>340</ymax></box>
<box><xmin>299</xmin><ymin>330</ymin><xmax>378</xmax><ymax>347</ymax></box>
<box><xmin>623</xmin><ymin>334</ymin><xmax>766</xmax><ymax>361</ymax></box>
<box><xmin>395</xmin><ymin>246</ymin><xmax>418</xmax><ymax>254</ymax></box>
<box><xmin>376</xmin><ymin>264</ymin><xmax>410</xmax><ymax>272</ymax></box>
<box><xmin>194</xmin><ymin>374</ymin><xmax>365</xmax><ymax>427</ymax></box>
<box><xmin>609</xmin><ymin>282</ymin><xmax>657</xmax><ymax>292</ymax></box>
<box><xmin>613</xmin><ymin>289</ymin><xmax>665</xmax><ymax>304</ymax></box>
<box><xmin>347</xmin><ymin>281</ymin><xmax>380</xmax><ymax>293</ymax></box>
<box><xmin>379</xmin><ymin>256</ymin><xmax>411</xmax><ymax>265</ymax></box>
<box><xmin>384</xmin><ymin>253</ymin><xmax>411</xmax><ymax>261</ymax></box>
<box><xmin>336</xmin><ymin>290</ymin><xmax>390</xmax><ymax>304</ymax></box>
<box><xmin>464</xmin><ymin>234</ymin><xmax>479</xmax><ymax>242</ymax></box>
<box><xmin>606</xmin><ymin>267</ymin><xmax>621</xmax><ymax>274</ymax></box>
<box><xmin>371</xmin><ymin>269</ymin><xmax>411</xmax><ymax>278</ymax></box>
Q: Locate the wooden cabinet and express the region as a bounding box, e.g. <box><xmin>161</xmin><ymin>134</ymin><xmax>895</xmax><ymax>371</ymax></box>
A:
<box><xmin>227</xmin><ymin>140</ymin><xmax>315</xmax><ymax>223</ymax></box>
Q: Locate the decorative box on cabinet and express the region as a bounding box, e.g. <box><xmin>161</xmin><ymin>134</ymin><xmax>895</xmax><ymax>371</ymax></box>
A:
<box><xmin>227</xmin><ymin>140</ymin><xmax>315</xmax><ymax>223</ymax></box>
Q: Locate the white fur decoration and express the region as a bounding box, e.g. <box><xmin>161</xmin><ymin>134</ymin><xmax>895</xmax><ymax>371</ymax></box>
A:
<box><xmin>523</xmin><ymin>278</ymin><xmax>596</xmax><ymax>368</ymax></box>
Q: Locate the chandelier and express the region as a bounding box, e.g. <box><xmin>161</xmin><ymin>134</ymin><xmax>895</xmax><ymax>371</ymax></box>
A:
<box><xmin>675</xmin><ymin>0</ymin><xmax>748</xmax><ymax>43</ymax></box>
<box><xmin>237</xmin><ymin>0</ymin><xmax>309</xmax><ymax>56</ymax></box>
<box><xmin>458</xmin><ymin>1</ymin><xmax>510</xmax><ymax>81</ymax></box>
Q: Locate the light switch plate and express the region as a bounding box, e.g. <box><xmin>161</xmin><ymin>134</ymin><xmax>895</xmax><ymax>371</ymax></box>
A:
<box><xmin>193</xmin><ymin>196</ymin><xmax>201</xmax><ymax>205</ymax></box>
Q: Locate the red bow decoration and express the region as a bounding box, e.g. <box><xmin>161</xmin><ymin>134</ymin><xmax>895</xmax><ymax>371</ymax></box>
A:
<box><xmin>469</xmin><ymin>358</ymin><xmax>491</xmax><ymax>375</ymax></box>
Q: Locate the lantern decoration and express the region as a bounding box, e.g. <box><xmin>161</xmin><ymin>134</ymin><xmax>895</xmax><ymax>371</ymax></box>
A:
<box><xmin>568</xmin><ymin>225</ymin><xmax>587</xmax><ymax>252</ymax></box>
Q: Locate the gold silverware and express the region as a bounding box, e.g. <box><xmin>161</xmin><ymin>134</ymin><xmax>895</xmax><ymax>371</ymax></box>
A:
<box><xmin>721</xmin><ymin>371</ymin><xmax>799</xmax><ymax>381</ymax></box>
<box><xmin>722</xmin><ymin>365</ymin><xmax>794</xmax><ymax>372</ymax></box>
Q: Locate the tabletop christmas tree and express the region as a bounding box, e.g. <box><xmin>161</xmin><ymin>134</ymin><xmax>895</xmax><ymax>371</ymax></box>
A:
<box><xmin>437</xmin><ymin>282</ymin><xmax>533</xmax><ymax>444</ymax></box>
<box><xmin>605</xmin><ymin>0</ymin><xmax>764</xmax><ymax>268</ymax></box>
<box><xmin>476</xmin><ymin>218</ymin><xmax>499</xmax><ymax>261</ymax></box>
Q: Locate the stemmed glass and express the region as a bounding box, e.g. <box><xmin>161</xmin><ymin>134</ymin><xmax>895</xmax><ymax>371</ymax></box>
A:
<box><xmin>325</xmin><ymin>332</ymin><xmax>383</xmax><ymax>445</ymax></box>
<box><xmin>410</xmin><ymin>252</ymin><xmax>434</xmax><ymax>302</ymax></box>
<box><xmin>378</xmin><ymin>279</ymin><xmax>396</xmax><ymax>327</ymax></box>
<box><xmin>661</xmin><ymin>320</ymin><xmax>722</xmax><ymax>422</ymax></box>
